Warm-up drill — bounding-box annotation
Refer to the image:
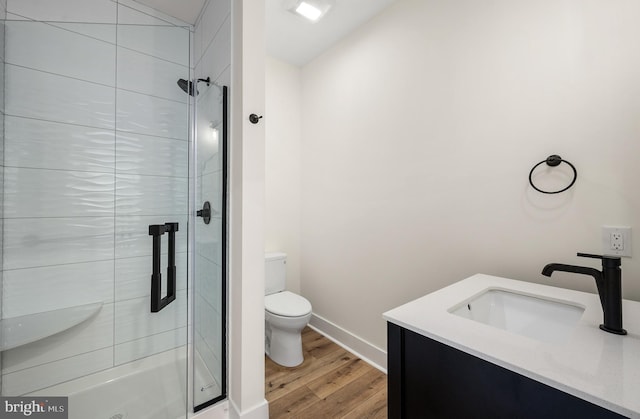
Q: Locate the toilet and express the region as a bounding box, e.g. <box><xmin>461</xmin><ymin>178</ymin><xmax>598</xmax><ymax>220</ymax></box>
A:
<box><xmin>265</xmin><ymin>252</ymin><xmax>312</xmax><ymax>367</ymax></box>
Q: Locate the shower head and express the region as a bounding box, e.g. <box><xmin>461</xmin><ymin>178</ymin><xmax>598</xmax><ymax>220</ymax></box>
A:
<box><xmin>177</xmin><ymin>79</ymin><xmax>196</xmax><ymax>96</ymax></box>
<box><xmin>177</xmin><ymin>77</ymin><xmax>211</xmax><ymax>97</ymax></box>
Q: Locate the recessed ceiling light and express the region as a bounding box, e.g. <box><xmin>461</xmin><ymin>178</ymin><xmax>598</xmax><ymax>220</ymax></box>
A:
<box><xmin>296</xmin><ymin>2</ymin><xmax>322</xmax><ymax>21</ymax></box>
<box><xmin>287</xmin><ymin>0</ymin><xmax>335</xmax><ymax>23</ymax></box>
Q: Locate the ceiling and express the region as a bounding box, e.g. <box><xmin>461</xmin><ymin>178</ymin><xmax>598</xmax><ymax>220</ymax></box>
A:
<box><xmin>135</xmin><ymin>0</ymin><xmax>395</xmax><ymax>66</ymax></box>
<box><xmin>266</xmin><ymin>0</ymin><xmax>395</xmax><ymax>66</ymax></box>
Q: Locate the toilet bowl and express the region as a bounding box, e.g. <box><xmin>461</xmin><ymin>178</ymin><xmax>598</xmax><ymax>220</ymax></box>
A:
<box><xmin>265</xmin><ymin>291</ymin><xmax>312</xmax><ymax>367</ymax></box>
<box><xmin>264</xmin><ymin>253</ymin><xmax>312</xmax><ymax>367</ymax></box>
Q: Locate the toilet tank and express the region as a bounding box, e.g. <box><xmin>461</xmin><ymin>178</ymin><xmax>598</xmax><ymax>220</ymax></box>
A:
<box><xmin>265</xmin><ymin>252</ymin><xmax>287</xmax><ymax>295</ymax></box>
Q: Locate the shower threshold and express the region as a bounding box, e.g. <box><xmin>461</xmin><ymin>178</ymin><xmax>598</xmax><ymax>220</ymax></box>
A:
<box><xmin>27</xmin><ymin>347</ymin><xmax>220</xmax><ymax>419</ymax></box>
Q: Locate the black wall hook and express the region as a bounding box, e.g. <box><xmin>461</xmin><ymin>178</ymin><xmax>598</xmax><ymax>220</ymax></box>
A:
<box><xmin>528</xmin><ymin>154</ymin><xmax>577</xmax><ymax>194</ymax></box>
<box><xmin>249</xmin><ymin>114</ymin><xmax>263</xmax><ymax>124</ymax></box>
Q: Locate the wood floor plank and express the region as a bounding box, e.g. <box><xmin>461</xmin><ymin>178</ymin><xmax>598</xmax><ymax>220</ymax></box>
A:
<box><xmin>265</xmin><ymin>349</ymin><xmax>354</xmax><ymax>401</ymax></box>
<box><xmin>341</xmin><ymin>387</ymin><xmax>388</xmax><ymax>419</ymax></box>
<box><xmin>265</xmin><ymin>347</ymin><xmax>315</xmax><ymax>382</ymax></box>
<box><xmin>265</xmin><ymin>354</ymin><xmax>285</xmax><ymax>377</ymax></box>
<box><xmin>266</xmin><ymin>327</ymin><xmax>388</xmax><ymax>418</ymax></box>
<box><xmin>294</xmin><ymin>368</ymin><xmax>387</xmax><ymax>418</ymax></box>
<box><xmin>306</xmin><ymin>356</ymin><xmax>375</xmax><ymax>399</ymax></box>
<box><xmin>267</xmin><ymin>384</ymin><xmax>322</xmax><ymax>418</ymax></box>
<box><xmin>303</xmin><ymin>333</ymin><xmax>343</xmax><ymax>359</ymax></box>
<box><xmin>266</xmin><ymin>329</ymin><xmax>342</xmax><ymax>381</ymax></box>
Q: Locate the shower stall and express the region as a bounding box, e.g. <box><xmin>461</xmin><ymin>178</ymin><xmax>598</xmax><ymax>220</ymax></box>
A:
<box><xmin>0</xmin><ymin>0</ymin><xmax>228</xmax><ymax>417</ymax></box>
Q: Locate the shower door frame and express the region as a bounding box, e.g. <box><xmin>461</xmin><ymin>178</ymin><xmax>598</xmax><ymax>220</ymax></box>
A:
<box><xmin>192</xmin><ymin>85</ymin><xmax>229</xmax><ymax>413</ymax></box>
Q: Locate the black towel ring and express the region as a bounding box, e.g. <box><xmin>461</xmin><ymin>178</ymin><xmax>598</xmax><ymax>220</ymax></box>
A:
<box><xmin>528</xmin><ymin>155</ymin><xmax>577</xmax><ymax>194</ymax></box>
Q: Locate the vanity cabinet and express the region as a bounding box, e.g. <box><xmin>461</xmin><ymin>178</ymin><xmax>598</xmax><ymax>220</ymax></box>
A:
<box><xmin>387</xmin><ymin>323</ymin><xmax>626</xmax><ymax>419</ymax></box>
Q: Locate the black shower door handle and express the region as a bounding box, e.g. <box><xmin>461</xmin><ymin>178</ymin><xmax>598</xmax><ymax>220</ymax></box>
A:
<box><xmin>149</xmin><ymin>222</ymin><xmax>179</xmax><ymax>313</ymax></box>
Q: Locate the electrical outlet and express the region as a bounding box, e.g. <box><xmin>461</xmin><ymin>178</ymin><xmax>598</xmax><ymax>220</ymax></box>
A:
<box><xmin>611</xmin><ymin>232</ymin><xmax>623</xmax><ymax>250</ymax></box>
<box><xmin>602</xmin><ymin>226</ymin><xmax>632</xmax><ymax>257</ymax></box>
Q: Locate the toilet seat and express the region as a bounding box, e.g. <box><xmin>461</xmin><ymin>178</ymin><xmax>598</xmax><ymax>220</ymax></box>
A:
<box><xmin>265</xmin><ymin>291</ymin><xmax>311</xmax><ymax>317</ymax></box>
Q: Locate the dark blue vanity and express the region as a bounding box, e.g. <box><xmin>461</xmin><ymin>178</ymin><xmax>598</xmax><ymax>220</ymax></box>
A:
<box><xmin>387</xmin><ymin>323</ymin><xmax>626</xmax><ymax>418</ymax></box>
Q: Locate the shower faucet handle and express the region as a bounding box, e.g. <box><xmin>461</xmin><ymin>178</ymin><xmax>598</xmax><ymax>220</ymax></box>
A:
<box><xmin>197</xmin><ymin>201</ymin><xmax>211</xmax><ymax>224</ymax></box>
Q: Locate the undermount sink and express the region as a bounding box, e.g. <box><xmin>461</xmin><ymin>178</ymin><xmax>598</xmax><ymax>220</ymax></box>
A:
<box><xmin>449</xmin><ymin>288</ymin><xmax>585</xmax><ymax>344</ymax></box>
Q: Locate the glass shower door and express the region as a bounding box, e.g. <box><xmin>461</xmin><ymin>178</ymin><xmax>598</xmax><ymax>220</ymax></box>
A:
<box><xmin>193</xmin><ymin>82</ymin><xmax>227</xmax><ymax>409</ymax></box>
<box><xmin>1</xmin><ymin>3</ymin><xmax>190</xmax><ymax>418</ymax></box>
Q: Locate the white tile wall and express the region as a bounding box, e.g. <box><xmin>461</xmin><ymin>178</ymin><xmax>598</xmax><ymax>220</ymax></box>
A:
<box><xmin>3</xmin><ymin>261</ymin><xmax>114</xmax><ymax>317</ymax></box>
<box><xmin>192</xmin><ymin>0</ymin><xmax>229</xmax><ymax>390</ymax></box>
<box><xmin>194</xmin><ymin>254</ymin><xmax>222</xmax><ymax>311</ymax></box>
<box><xmin>49</xmin><ymin>22</ymin><xmax>116</xmax><ymax>43</ymax></box>
<box><xmin>117</xmin><ymin>47</ymin><xmax>188</xmax><ymax>103</ymax></box>
<box><xmin>117</xmin><ymin>0</ymin><xmax>189</xmax><ymax>27</ymax></box>
<box><xmin>194</xmin><ymin>332</ymin><xmax>220</xmax><ymax>388</ymax></box>
<box><xmin>114</xmin><ymin>215</ymin><xmax>188</xmax><ymax>259</ymax></box>
<box><xmin>198</xmin><ymin>0</ymin><xmax>230</xmax><ymax>68</ymax></box>
<box><xmin>2</xmin><ymin>6</ymin><xmax>193</xmax><ymax>394</ymax></box>
<box><xmin>5</xmin><ymin>11</ymin><xmax>116</xmax><ymax>43</ymax></box>
<box><xmin>6</xmin><ymin>65</ymin><xmax>116</xmax><ymax>129</ymax></box>
<box><xmin>1</xmin><ymin>0</ymin><xmax>5</xmax><ymax>391</ymax></box>
<box><xmin>0</xmin><ymin>21</ymin><xmax>5</xmax><ymax>65</ymax></box>
<box><xmin>116</xmin><ymin>89</ymin><xmax>188</xmax><ymax>140</ymax></box>
<box><xmin>2</xmin><ymin>347</ymin><xmax>113</xmax><ymax>396</ymax></box>
<box><xmin>118</xmin><ymin>25</ymin><xmax>189</xmax><ymax>65</ymax></box>
<box><xmin>4</xmin><ymin>12</ymin><xmax>22</xmax><ymax>20</ymax></box>
<box><xmin>114</xmin><ymin>326</ymin><xmax>187</xmax><ymax>366</ymax></box>
<box><xmin>4</xmin><ymin>168</ymin><xmax>114</xmax><ymax>218</ymax></box>
<box><xmin>216</xmin><ymin>66</ymin><xmax>231</xmax><ymax>91</ymax></box>
<box><xmin>2</xmin><ymin>304</ymin><xmax>114</xmax><ymax>374</ymax></box>
<box><xmin>115</xmin><ymin>290</ymin><xmax>187</xmax><ymax>344</ymax></box>
<box><xmin>193</xmin><ymin>19</ymin><xmax>203</xmax><ymax>69</ymax></box>
<box><xmin>196</xmin><ymin>126</ymin><xmax>222</xmax><ymax>175</ymax></box>
<box><xmin>195</xmin><ymin>295</ymin><xmax>222</xmax><ymax>388</ymax></box>
<box><xmin>7</xmin><ymin>0</ymin><xmax>116</xmax><ymax>23</ymax></box>
<box><xmin>5</xmin><ymin>117</ymin><xmax>115</xmax><ymax>173</ymax></box>
<box><xmin>196</xmin><ymin>87</ymin><xmax>224</xmax><ymax>174</ymax></box>
<box><xmin>197</xmin><ymin>16</ymin><xmax>230</xmax><ymax>85</ymax></box>
<box><xmin>115</xmin><ymin>254</ymin><xmax>187</xmax><ymax>301</ymax></box>
<box><xmin>3</xmin><ymin>217</ymin><xmax>115</xmax><ymax>270</ymax></box>
<box><xmin>200</xmin><ymin>171</ymin><xmax>222</xmax><ymax>214</ymax></box>
<box><xmin>197</xmin><ymin>296</ymin><xmax>221</xmax><ymax>356</ymax></box>
<box><xmin>5</xmin><ymin>21</ymin><xmax>116</xmax><ymax>85</ymax></box>
<box><xmin>116</xmin><ymin>4</ymin><xmax>175</xmax><ymax>26</ymax></box>
<box><xmin>115</xmin><ymin>174</ymin><xmax>188</xmax><ymax>216</ymax></box>
<box><xmin>195</xmin><ymin>216</ymin><xmax>222</xmax><ymax>264</ymax></box>
<box><xmin>116</xmin><ymin>131</ymin><xmax>188</xmax><ymax>177</ymax></box>
<box><xmin>0</xmin><ymin>86</ymin><xmax>3</xmax><ymax>121</ymax></box>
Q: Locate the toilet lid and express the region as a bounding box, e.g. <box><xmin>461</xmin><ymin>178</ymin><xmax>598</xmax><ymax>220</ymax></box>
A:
<box><xmin>265</xmin><ymin>291</ymin><xmax>312</xmax><ymax>317</ymax></box>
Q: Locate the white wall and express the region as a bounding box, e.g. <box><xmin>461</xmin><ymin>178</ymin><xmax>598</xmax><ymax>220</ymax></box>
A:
<box><xmin>297</xmin><ymin>0</ymin><xmax>640</xmax><ymax>350</ymax></box>
<box><xmin>265</xmin><ymin>57</ymin><xmax>302</xmax><ymax>294</ymax></box>
<box><xmin>228</xmin><ymin>0</ymin><xmax>269</xmax><ymax>418</ymax></box>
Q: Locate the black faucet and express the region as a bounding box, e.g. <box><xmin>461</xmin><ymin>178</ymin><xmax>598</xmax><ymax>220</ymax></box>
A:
<box><xmin>542</xmin><ymin>253</ymin><xmax>626</xmax><ymax>335</ymax></box>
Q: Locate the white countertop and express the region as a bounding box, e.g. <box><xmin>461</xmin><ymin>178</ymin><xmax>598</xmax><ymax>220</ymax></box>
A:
<box><xmin>383</xmin><ymin>274</ymin><xmax>640</xmax><ymax>418</ymax></box>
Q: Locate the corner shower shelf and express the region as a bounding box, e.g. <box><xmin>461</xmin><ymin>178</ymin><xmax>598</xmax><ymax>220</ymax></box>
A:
<box><xmin>1</xmin><ymin>302</ymin><xmax>103</xmax><ymax>351</ymax></box>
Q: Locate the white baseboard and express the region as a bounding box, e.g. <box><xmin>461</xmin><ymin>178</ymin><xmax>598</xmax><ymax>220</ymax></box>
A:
<box><xmin>229</xmin><ymin>398</ymin><xmax>269</xmax><ymax>419</ymax></box>
<box><xmin>308</xmin><ymin>313</ymin><xmax>387</xmax><ymax>373</ymax></box>
<box><xmin>196</xmin><ymin>394</ymin><xmax>268</xmax><ymax>419</ymax></box>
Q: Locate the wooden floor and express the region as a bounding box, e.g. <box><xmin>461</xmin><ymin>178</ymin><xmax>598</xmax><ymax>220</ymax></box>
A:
<box><xmin>265</xmin><ymin>327</ymin><xmax>387</xmax><ymax>419</ymax></box>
